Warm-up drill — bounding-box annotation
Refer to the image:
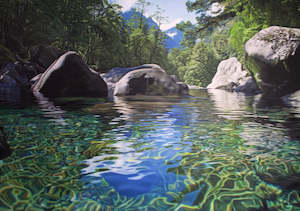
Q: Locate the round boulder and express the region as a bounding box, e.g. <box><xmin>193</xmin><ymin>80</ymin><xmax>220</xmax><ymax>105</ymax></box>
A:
<box><xmin>32</xmin><ymin>51</ymin><xmax>108</xmax><ymax>98</ymax></box>
<box><xmin>114</xmin><ymin>65</ymin><xmax>188</xmax><ymax>96</ymax></box>
<box><xmin>245</xmin><ymin>26</ymin><xmax>300</xmax><ymax>96</ymax></box>
<box><xmin>207</xmin><ymin>57</ymin><xmax>260</xmax><ymax>95</ymax></box>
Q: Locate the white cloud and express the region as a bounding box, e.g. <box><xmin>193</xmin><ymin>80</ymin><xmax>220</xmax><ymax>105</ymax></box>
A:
<box><xmin>206</xmin><ymin>2</ymin><xmax>224</xmax><ymax>17</ymax></box>
<box><xmin>167</xmin><ymin>32</ymin><xmax>177</xmax><ymax>38</ymax></box>
<box><xmin>115</xmin><ymin>0</ymin><xmax>137</xmax><ymax>12</ymax></box>
<box><xmin>160</xmin><ymin>18</ymin><xmax>182</xmax><ymax>31</ymax></box>
<box><xmin>144</xmin><ymin>11</ymin><xmax>151</xmax><ymax>18</ymax></box>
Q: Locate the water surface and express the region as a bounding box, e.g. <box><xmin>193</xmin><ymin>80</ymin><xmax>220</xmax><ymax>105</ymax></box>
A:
<box><xmin>0</xmin><ymin>89</ymin><xmax>299</xmax><ymax>210</ymax></box>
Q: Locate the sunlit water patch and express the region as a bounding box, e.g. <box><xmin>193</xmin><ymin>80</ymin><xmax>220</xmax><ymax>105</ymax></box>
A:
<box><xmin>0</xmin><ymin>90</ymin><xmax>299</xmax><ymax>210</ymax></box>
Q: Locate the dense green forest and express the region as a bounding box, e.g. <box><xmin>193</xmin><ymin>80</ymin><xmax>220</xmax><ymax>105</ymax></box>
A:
<box><xmin>1</xmin><ymin>0</ymin><xmax>300</xmax><ymax>86</ymax></box>
<box><xmin>169</xmin><ymin>0</ymin><xmax>300</xmax><ymax>87</ymax></box>
<box><xmin>0</xmin><ymin>0</ymin><xmax>169</xmax><ymax>72</ymax></box>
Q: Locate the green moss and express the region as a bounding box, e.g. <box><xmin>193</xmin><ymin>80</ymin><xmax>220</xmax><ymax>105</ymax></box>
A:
<box><xmin>244</xmin><ymin>55</ymin><xmax>262</xmax><ymax>87</ymax></box>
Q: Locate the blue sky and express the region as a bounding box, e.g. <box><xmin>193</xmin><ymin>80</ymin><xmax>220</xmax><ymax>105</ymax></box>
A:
<box><xmin>113</xmin><ymin>0</ymin><xmax>198</xmax><ymax>31</ymax></box>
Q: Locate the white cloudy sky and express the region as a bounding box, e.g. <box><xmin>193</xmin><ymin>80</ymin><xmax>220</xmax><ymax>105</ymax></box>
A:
<box><xmin>113</xmin><ymin>0</ymin><xmax>198</xmax><ymax>31</ymax></box>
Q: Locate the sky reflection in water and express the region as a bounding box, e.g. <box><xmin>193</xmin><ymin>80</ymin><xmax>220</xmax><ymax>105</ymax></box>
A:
<box><xmin>0</xmin><ymin>89</ymin><xmax>299</xmax><ymax>210</ymax></box>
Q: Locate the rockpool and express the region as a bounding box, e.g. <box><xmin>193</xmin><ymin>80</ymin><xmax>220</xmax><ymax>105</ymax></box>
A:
<box><xmin>0</xmin><ymin>89</ymin><xmax>299</xmax><ymax>210</ymax></box>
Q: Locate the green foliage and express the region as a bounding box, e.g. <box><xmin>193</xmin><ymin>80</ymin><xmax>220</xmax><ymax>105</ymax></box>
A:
<box><xmin>229</xmin><ymin>0</ymin><xmax>300</xmax><ymax>58</ymax></box>
<box><xmin>0</xmin><ymin>0</ymin><xmax>173</xmax><ymax>72</ymax></box>
<box><xmin>184</xmin><ymin>0</ymin><xmax>300</xmax><ymax>57</ymax></box>
<box><xmin>0</xmin><ymin>0</ymin><xmax>129</xmax><ymax>70</ymax></box>
<box><xmin>124</xmin><ymin>3</ymin><xmax>170</xmax><ymax>69</ymax></box>
<box><xmin>184</xmin><ymin>41</ymin><xmax>219</xmax><ymax>87</ymax></box>
<box><xmin>167</xmin><ymin>41</ymin><xmax>219</xmax><ymax>87</ymax></box>
<box><xmin>177</xmin><ymin>21</ymin><xmax>198</xmax><ymax>48</ymax></box>
<box><xmin>168</xmin><ymin>48</ymin><xmax>191</xmax><ymax>80</ymax></box>
<box><xmin>229</xmin><ymin>21</ymin><xmax>259</xmax><ymax>61</ymax></box>
<box><xmin>174</xmin><ymin>0</ymin><xmax>300</xmax><ymax>88</ymax></box>
<box><xmin>211</xmin><ymin>30</ymin><xmax>232</xmax><ymax>60</ymax></box>
<box><xmin>129</xmin><ymin>28</ymin><xmax>151</xmax><ymax>65</ymax></box>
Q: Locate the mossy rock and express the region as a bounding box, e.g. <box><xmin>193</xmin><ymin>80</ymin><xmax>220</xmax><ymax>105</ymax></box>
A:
<box><xmin>245</xmin><ymin>26</ymin><xmax>300</xmax><ymax>96</ymax></box>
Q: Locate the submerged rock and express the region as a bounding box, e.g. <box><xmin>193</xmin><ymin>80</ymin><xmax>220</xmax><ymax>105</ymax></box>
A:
<box><xmin>114</xmin><ymin>65</ymin><xmax>188</xmax><ymax>96</ymax></box>
<box><xmin>207</xmin><ymin>57</ymin><xmax>260</xmax><ymax>95</ymax></box>
<box><xmin>0</xmin><ymin>127</ymin><xmax>11</xmax><ymax>159</ymax></box>
<box><xmin>245</xmin><ymin>26</ymin><xmax>300</xmax><ymax>96</ymax></box>
<box><xmin>32</xmin><ymin>51</ymin><xmax>108</xmax><ymax>98</ymax></box>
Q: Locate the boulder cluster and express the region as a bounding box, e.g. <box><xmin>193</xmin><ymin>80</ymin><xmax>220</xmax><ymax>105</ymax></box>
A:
<box><xmin>102</xmin><ymin>64</ymin><xmax>188</xmax><ymax>98</ymax></box>
<box><xmin>0</xmin><ymin>47</ymin><xmax>188</xmax><ymax>104</ymax></box>
<box><xmin>208</xmin><ymin>26</ymin><xmax>300</xmax><ymax>97</ymax></box>
<box><xmin>1</xmin><ymin>26</ymin><xmax>299</xmax><ymax>103</ymax></box>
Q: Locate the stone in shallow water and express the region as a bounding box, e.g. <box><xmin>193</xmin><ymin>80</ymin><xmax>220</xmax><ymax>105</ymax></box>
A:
<box><xmin>207</xmin><ymin>57</ymin><xmax>260</xmax><ymax>95</ymax></box>
<box><xmin>32</xmin><ymin>51</ymin><xmax>108</xmax><ymax>98</ymax></box>
<box><xmin>114</xmin><ymin>65</ymin><xmax>188</xmax><ymax>96</ymax></box>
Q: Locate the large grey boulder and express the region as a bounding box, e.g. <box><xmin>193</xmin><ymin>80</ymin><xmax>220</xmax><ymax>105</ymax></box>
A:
<box><xmin>101</xmin><ymin>64</ymin><xmax>161</xmax><ymax>98</ymax></box>
<box><xmin>245</xmin><ymin>26</ymin><xmax>300</xmax><ymax>96</ymax></box>
<box><xmin>114</xmin><ymin>65</ymin><xmax>188</xmax><ymax>96</ymax></box>
<box><xmin>32</xmin><ymin>51</ymin><xmax>108</xmax><ymax>98</ymax></box>
<box><xmin>207</xmin><ymin>58</ymin><xmax>260</xmax><ymax>95</ymax></box>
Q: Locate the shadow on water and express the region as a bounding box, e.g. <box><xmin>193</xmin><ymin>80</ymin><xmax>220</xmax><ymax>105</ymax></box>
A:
<box><xmin>255</xmin><ymin>94</ymin><xmax>300</xmax><ymax>141</ymax></box>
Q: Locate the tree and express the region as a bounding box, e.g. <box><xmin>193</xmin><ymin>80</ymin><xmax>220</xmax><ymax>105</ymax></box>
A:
<box><xmin>0</xmin><ymin>0</ymin><xmax>132</xmax><ymax>72</ymax></box>
<box><xmin>149</xmin><ymin>5</ymin><xmax>168</xmax><ymax>63</ymax></box>
<box><xmin>185</xmin><ymin>0</ymin><xmax>300</xmax><ymax>46</ymax></box>
<box><xmin>186</xmin><ymin>0</ymin><xmax>236</xmax><ymax>34</ymax></box>
<box><xmin>166</xmin><ymin>0</ymin><xmax>300</xmax><ymax>87</ymax></box>
<box><xmin>176</xmin><ymin>21</ymin><xmax>198</xmax><ymax>48</ymax></box>
<box><xmin>133</xmin><ymin>0</ymin><xmax>152</xmax><ymax>30</ymax></box>
<box><xmin>210</xmin><ymin>29</ymin><xmax>232</xmax><ymax>60</ymax></box>
<box><xmin>123</xmin><ymin>1</ymin><xmax>170</xmax><ymax>68</ymax></box>
<box><xmin>184</xmin><ymin>41</ymin><xmax>219</xmax><ymax>87</ymax></box>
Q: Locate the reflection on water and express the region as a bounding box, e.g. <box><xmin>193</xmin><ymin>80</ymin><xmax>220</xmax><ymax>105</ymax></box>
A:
<box><xmin>0</xmin><ymin>89</ymin><xmax>299</xmax><ymax>210</ymax></box>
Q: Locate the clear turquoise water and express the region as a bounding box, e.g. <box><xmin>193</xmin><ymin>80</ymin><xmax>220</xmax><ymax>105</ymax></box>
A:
<box><xmin>0</xmin><ymin>89</ymin><xmax>299</xmax><ymax>210</ymax></box>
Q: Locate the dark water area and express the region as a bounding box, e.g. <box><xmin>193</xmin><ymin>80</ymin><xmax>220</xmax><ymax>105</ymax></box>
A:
<box><xmin>0</xmin><ymin>89</ymin><xmax>299</xmax><ymax>210</ymax></box>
